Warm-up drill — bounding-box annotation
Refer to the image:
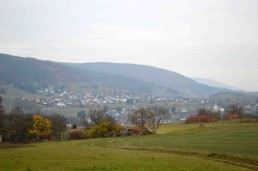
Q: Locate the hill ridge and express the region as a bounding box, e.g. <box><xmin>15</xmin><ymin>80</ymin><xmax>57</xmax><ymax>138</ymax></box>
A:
<box><xmin>1</xmin><ymin>53</ymin><xmax>230</xmax><ymax>97</ymax></box>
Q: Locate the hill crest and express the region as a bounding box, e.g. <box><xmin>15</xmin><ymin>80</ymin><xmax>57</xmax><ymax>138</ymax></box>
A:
<box><xmin>1</xmin><ymin>53</ymin><xmax>230</xmax><ymax>97</ymax></box>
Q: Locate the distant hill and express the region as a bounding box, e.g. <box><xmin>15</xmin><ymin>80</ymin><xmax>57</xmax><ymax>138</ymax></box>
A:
<box><xmin>73</xmin><ymin>63</ymin><xmax>228</xmax><ymax>97</ymax></box>
<box><xmin>192</xmin><ymin>77</ymin><xmax>242</xmax><ymax>91</ymax></box>
<box><xmin>209</xmin><ymin>92</ymin><xmax>258</xmax><ymax>106</ymax></box>
<box><xmin>1</xmin><ymin>53</ymin><xmax>233</xmax><ymax>97</ymax></box>
<box><xmin>0</xmin><ymin>53</ymin><xmax>90</xmax><ymax>92</ymax></box>
<box><xmin>0</xmin><ymin>53</ymin><xmax>175</xmax><ymax>95</ymax></box>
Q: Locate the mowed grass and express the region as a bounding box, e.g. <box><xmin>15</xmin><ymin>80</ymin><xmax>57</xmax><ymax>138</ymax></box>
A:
<box><xmin>0</xmin><ymin>141</ymin><xmax>252</xmax><ymax>171</ymax></box>
<box><xmin>0</xmin><ymin>122</ymin><xmax>257</xmax><ymax>171</ymax></box>
<box><xmin>112</xmin><ymin>122</ymin><xmax>258</xmax><ymax>158</ymax></box>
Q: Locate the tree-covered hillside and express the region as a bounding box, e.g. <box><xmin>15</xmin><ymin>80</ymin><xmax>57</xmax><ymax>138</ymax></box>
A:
<box><xmin>0</xmin><ymin>53</ymin><xmax>90</xmax><ymax>92</ymax></box>
<box><xmin>0</xmin><ymin>53</ymin><xmax>238</xmax><ymax>97</ymax></box>
<box><xmin>0</xmin><ymin>54</ymin><xmax>175</xmax><ymax>95</ymax></box>
<box><xmin>74</xmin><ymin>62</ymin><xmax>227</xmax><ymax>97</ymax></box>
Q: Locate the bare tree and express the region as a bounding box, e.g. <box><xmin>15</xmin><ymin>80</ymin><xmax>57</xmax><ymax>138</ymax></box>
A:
<box><xmin>48</xmin><ymin>113</ymin><xmax>67</xmax><ymax>141</ymax></box>
<box><xmin>148</xmin><ymin>105</ymin><xmax>169</xmax><ymax>134</ymax></box>
<box><xmin>2</xmin><ymin>107</ymin><xmax>33</xmax><ymax>143</ymax></box>
<box><xmin>128</xmin><ymin>106</ymin><xmax>170</xmax><ymax>134</ymax></box>
<box><xmin>83</xmin><ymin>109</ymin><xmax>111</xmax><ymax>129</ymax></box>
<box><xmin>88</xmin><ymin>109</ymin><xmax>106</xmax><ymax>125</ymax></box>
<box><xmin>128</xmin><ymin>108</ymin><xmax>150</xmax><ymax>131</ymax></box>
<box><xmin>229</xmin><ymin>104</ymin><xmax>244</xmax><ymax>115</ymax></box>
<box><xmin>48</xmin><ymin>113</ymin><xmax>67</xmax><ymax>133</ymax></box>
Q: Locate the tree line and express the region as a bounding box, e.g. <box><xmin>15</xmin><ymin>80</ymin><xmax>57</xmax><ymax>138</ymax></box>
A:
<box><xmin>72</xmin><ymin>105</ymin><xmax>170</xmax><ymax>139</ymax></box>
<box><xmin>186</xmin><ymin>104</ymin><xmax>258</xmax><ymax>124</ymax></box>
<box><xmin>71</xmin><ymin>103</ymin><xmax>171</xmax><ymax>139</ymax></box>
<box><xmin>0</xmin><ymin>95</ymin><xmax>171</xmax><ymax>143</ymax></box>
<box><xmin>0</xmin><ymin>96</ymin><xmax>66</xmax><ymax>143</ymax></box>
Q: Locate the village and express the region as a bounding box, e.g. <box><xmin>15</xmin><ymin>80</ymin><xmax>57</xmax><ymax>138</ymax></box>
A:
<box><xmin>22</xmin><ymin>86</ymin><xmax>210</xmax><ymax>107</ymax></box>
<box><xmin>16</xmin><ymin>86</ymin><xmax>258</xmax><ymax>125</ymax></box>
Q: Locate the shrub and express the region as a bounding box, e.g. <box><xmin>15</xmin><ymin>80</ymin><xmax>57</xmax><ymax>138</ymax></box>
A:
<box><xmin>38</xmin><ymin>132</ymin><xmax>51</xmax><ymax>141</ymax></box>
<box><xmin>87</xmin><ymin>119</ymin><xmax>122</xmax><ymax>138</ymax></box>
<box><xmin>69</xmin><ymin>131</ymin><xmax>86</xmax><ymax>140</ymax></box>
<box><xmin>223</xmin><ymin>113</ymin><xmax>240</xmax><ymax>120</ymax></box>
<box><xmin>186</xmin><ymin>114</ymin><xmax>219</xmax><ymax>124</ymax></box>
<box><xmin>131</xmin><ymin>128</ymin><xmax>151</xmax><ymax>135</ymax></box>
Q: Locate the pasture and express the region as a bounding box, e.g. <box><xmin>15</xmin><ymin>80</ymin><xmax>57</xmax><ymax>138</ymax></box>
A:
<box><xmin>0</xmin><ymin>122</ymin><xmax>257</xmax><ymax>171</ymax></box>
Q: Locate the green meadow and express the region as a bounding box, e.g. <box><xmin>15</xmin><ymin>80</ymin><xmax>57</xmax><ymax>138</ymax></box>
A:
<box><xmin>1</xmin><ymin>122</ymin><xmax>258</xmax><ymax>171</ymax></box>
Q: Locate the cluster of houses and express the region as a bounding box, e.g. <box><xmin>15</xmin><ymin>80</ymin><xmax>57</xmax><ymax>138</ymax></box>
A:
<box><xmin>36</xmin><ymin>87</ymin><xmax>135</xmax><ymax>107</ymax></box>
<box><xmin>29</xmin><ymin>87</ymin><xmax>211</xmax><ymax>108</ymax></box>
<box><xmin>17</xmin><ymin>87</ymin><xmax>258</xmax><ymax>118</ymax></box>
<box><xmin>104</xmin><ymin>102</ymin><xmax>258</xmax><ymax>125</ymax></box>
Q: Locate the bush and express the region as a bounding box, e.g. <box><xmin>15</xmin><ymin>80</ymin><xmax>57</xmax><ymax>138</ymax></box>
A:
<box><xmin>69</xmin><ymin>131</ymin><xmax>87</xmax><ymax>140</ymax></box>
<box><xmin>38</xmin><ymin>132</ymin><xmax>51</xmax><ymax>141</ymax></box>
<box><xmin>223</xmin><ymin>113</ymin><xmax>240</xmax><ymax>120</ymax></box>
<box><xmin>186</xmin><ymin>114</ymin><xmax>219</xmax><ymax>124</ymax></box>
<box><xmin>87</xmin><ymin>119</ymin><xmax>122</xmax><ymax>138</ymax></box>
<box><xmin>131</xmin><ymin>128</ymin><xmax>151</xmax><ymax>135</ymax></box>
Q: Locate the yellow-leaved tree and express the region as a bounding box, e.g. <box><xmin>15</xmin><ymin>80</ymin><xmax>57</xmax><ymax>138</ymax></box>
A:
<box><xmin>87</xmin><ymin>119</ymin><xmax>122</xmax><ymax>138</ymax></box>
<box><xmin>30</xmin><ymin>115</ymin><xmax>52</xmax><ymax>141</ymax></box>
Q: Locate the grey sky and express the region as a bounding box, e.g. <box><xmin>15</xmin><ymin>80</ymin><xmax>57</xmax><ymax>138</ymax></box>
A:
<box><xmin>0</xmin><ymin>0</ymin><xmax>258</xmax><ymax>91</ymax></box>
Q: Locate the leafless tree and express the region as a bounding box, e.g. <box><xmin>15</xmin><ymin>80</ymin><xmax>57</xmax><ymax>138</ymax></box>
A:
<box><xmin>48</xmin><ymin>113</ymin><xmax>67</xmax><ymax>141</ymax></box>
<box><xmin>147</xmin><ymin>105</ymin><xmax>169</xmax><ymax>134</ymax></box>
<box><xmin>128</xmin><ymin>106</ymin><xmax>170</xmax><ymax>134</ymax></box>
<box><xmin>128</xmin><ymin>108</ymin><xmax>150</xmax><ymax>131</ymax></box>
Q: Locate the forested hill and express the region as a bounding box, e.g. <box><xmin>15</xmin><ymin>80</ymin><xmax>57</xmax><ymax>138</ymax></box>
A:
<box><xmin>0</xmin><ymin>53</ymin><xmax>90</xmax><ymax>92</ymax></box>
<box><xmin>73</xmin><ymin>62</ymin><xmax>228</xmax><ymax>96</ymax></box>
<box><xmin>1</xmin><ymin>53</ymin><xmax>230</xmax><ymax>97</ymax></box>
<box><xmin>0</xmin><ymin>53</ymin><xmax>175</xmax><ymax>95</ymax></box>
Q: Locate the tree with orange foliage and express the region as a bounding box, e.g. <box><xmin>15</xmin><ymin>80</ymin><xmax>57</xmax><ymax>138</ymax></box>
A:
<box><xmin>87</xmin><ymin>119</ymin><xmax>122</xmax><ymax>138</ymax></box>
<box><xmin>30</xmin><ymin>115</ymin><xmax>52</xmax><ymax>141</ymax></box>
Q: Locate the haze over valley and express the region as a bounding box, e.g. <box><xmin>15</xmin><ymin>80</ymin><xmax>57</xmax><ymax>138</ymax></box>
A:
<box><xmin>1</xmin><ymin>1</ymin><xmax>258</xmax><ymax>170</ymax></box>
<box><xmin>0</xmin><ymin>53</ymin><xmax>257</xmax><ymax>116</ymax></box>
<box><xmin>1</xmin><ymin>0</ymin><xmax>258</xmax><ymax>92</ymax></box>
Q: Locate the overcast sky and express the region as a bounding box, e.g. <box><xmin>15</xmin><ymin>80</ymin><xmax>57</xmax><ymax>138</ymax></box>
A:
<box><xmin>0</xmin><ymin>0</ymin><xmax>258</xmax><ymax>91</ymax></box>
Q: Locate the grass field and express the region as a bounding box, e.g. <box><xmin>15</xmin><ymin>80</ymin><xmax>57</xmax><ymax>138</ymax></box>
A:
<box><xmin>113</xmin><ymin>122</ymin><xmax>258</xmax><ymax>157</ymax></box>
<box><xmin>0</xmin><ymin>122</ymin><xmax>258</xmax><ymax>171</ymax></box>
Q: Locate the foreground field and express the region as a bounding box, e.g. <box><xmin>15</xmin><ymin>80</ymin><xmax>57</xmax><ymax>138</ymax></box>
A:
<box><xmin>0</xmin><ymin>122</ymin><xmax>257</xmax><ymax>171</ymax></box>
<box><xmin>113</xmin><ymin>122</ymin><xmax>258</xmax><ymax>157</ymax></box>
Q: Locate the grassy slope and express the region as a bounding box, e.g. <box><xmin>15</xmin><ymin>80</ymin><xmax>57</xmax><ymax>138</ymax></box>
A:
<box><xmin>0</xmin><ymin>141</ymin><xmax>251</xmax><ymax>171</ymax></box>
<box><xmin>113</xmin><ymin>122</ymin><xmax>258</xmax><ymax>158</ymax></box>
<box><xmin>0</xmin><ymin>122</ymin><xmax>257</xmax><ymax>171</ymax></box>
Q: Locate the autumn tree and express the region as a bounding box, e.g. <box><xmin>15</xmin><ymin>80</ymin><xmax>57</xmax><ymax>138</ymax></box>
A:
<box><xmin>87</xmin><ymin>119</ymin><xmax>122</xmax><ymax>138</ymax></box>
<box><xmin>30</xmin><ymin>115</ymin><xmax>52</xmax><ymax>141</ymax></box>
<box><xmin>185</xmin><ymin>108</ymin><xmax>221</xmax><ymax>124</ymax></box>
<box><xmin>85</xmin><ymin>109</ymin><xmax>122</xmax><ymax>138</ymax></box>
